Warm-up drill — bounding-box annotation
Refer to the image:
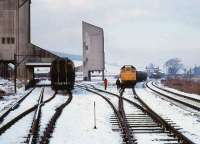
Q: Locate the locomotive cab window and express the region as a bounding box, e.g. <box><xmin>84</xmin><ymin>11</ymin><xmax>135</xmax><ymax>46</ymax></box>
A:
<box><xmin>126</xmin><ymin>68</ymin><xmax>132</xmax><ymax>71</ymax></box>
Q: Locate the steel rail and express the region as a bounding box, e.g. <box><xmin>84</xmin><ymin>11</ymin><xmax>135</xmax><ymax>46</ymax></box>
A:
<box><xmin>82</xmin><ymin>84</ymin><xmax>195</xmax><ymax>144</ymax></box>
<box><xmin>146</xmin><ymin>82</ymin><xmax>200</xmax><ymax>111</ymax></box>
<box><xmin>0</xmin><ymin>88</ymin><xmax>35</xmax><ymax>123</ymax></box>
<box><xmin>0</xmin><ymin>89</ymin><xmax>56</xmax><ymax>136</ymax></box>
<box><xmin>152</xmin><ymin>81</ymin><xmax>200</xmax><ymax>103</ymax></box>
<box><xmin>40</xmin><ymin>91</ymin><xmax>73</xmax><ymax>144</ymax></box>
<box><xmin>28</xmin><ymin>87</ymin><xmax>45</xmax><ymax>144</ymax></box>
<box><xmin>76</xmin><ymin>85</ymin><xmax>136</xmax><ymax>144</ymax></box>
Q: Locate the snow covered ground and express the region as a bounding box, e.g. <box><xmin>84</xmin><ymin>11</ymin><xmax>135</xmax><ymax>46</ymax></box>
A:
<box><xmin>37</xmin><ymin>79</ymin><xmax>51</xmax><ymax>86</ymax></box>
<box><xmin>92</xmin><ymin>80</ymin><xmax>182</xmax><ymax>144</ymax></box>
<box><xmin>50</xmin><ymin>87</ymin><xmax>121</xmax><ymax>144</ymax></box>
<box><xmin>0</xmin><ymin>88</ymin><xmax>42</xmax><ymax>127</ymax></box>
<box><xmin>0</xmin><ymin>113</ymin><xmax>34</xmax><ymax>144</ymax></box>
<box><xmin>0</xmin><ymin>77</ymin><xmax>26</xmax><ymax>113</ymax></box>
<box><xmin>0</xmin><ymin>77</ymin><xmax>24</xmax><ymax>95</ymax></box>
<box><xmin>81</xmin><ymin>78</ymin><xmax>200</xmax><ymax>143</ymax></box>
<box><xmin>0</xmin><ymin>74</ymin><xmax>200</xmax><ymax>143</ymax></box>
<box><xmin>39</xmin><ymin>88</ymin><xmax>68</xmax><ymax>141</ymax></box>
<box><xmin>136</xmin><ymin>84</ymin><xmax>200</xmax><ymax>143</ymax></box>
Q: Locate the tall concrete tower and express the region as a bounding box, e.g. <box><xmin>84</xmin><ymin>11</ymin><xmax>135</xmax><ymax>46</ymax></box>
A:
<box><xmin>82</xmin><ymin>21</ymin><xmax>105</xmax><ymax>81</ymax></box>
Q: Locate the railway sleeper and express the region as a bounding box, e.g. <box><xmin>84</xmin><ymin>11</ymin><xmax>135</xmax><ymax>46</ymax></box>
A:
<box><xmin>112</xmin><ymin>123</ymin><xmax>159</xmax><ymax>127</ymax></box>
<box><xmin>156</xmin><ymin>138</ymin><xmax>179</xmax><ymax>141</ymax></box>
<box><xmin>40</xmin><ymin>93</ymin><xmax>72</xmax><ymax>144</ymax></box>
<box><xmin>112</xmin><ymin>128</ymin><xmax>121</xmax><ymax>132</ymax></box>
<box><xmin>124</xmin><ymin>116</ymin><xmax>153</xmax><ymax>119</ymax></box>
<box><xmin>121</xmin><ymin>135</ymin><xmax>137</xmax><ymax>144</ymax></box>
<box><xmin>164</xmin><ymin>143</ymin><xmax>180</xmax><ymax>144</ymax></box>
<box><xmin>128</xmin><ymin>120</ymin><xmax>155</xmax><ymax>123</ymax></box>
<box><xmin>164</xmin><ymin>142</ymin><xmax>184</xmax><ymax>144</ymax></box>
<box><xmin>111</xmin><ymin>114</ymin><xmax>149</xmax><ymax>116</ymax></box>
<box><xmin>130</xmin><ymin>125</ymin><xmax>161</xmax><ymax>128</ymax></box>
<box><xmin>126</xmin><ymin>121</ymin><xmax>157</xmax><ymax>124</ymax></box>
<box><xmin>125</xmin><ymin>115</ymin><xmax>152</xmax><ymax>117</ymax></box>
<box><xmin>86</xmin><ymin>86</ymin><xmax>184</xmax><ymax>144</ymax></box>
<box><xmin>111</xmin><ymin>121</ymin><xmax>155</xmax><ymax>124</ymax></box>
<box><xmin>131</xmin><ymin>131</ymin><xmax>167</xmax><ymax>134</ymax></box>
<box><xmin>111</xmin><ymin>115</ymin><xmax>152</xmax><ymax>118</ymax></box>
<box><xmin>112</xmin><ymin>122</ymin><xmax>157</xmax><ymax>126</ymax></box>
<box><xmin>125</xmin><ymin>113</ymin><xmax>149</xmax><ymax>115</ymax></box>
<box><xmin>130</xmin><ymin>127</ymin><xmax>164</xmax><ymax>131</ymax></box>
<box><xmin>110</xmin><ymin>119</ymin><xmax>154</xmax><ymax>122</ymax></box>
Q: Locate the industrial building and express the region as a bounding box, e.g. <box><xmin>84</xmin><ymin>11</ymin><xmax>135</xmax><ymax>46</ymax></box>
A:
<box><xmin>0</xmin><ymin>0</ymin><xmax>58</xmax><ymax>83</ymax></box>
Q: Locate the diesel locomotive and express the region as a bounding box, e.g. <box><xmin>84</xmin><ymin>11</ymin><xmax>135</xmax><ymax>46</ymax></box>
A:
<box><xmin>119</xmin><ymin>65</ymin><xmax>147</xmax><ymax>88</ymax></box>
<box><xmin>50</xmin><ymin>58</ymin><xmax>75</xmax><ymax>91</ymax></box>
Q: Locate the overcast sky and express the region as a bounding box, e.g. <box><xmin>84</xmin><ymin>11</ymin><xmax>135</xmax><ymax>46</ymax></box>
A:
<box><xmin>31</xmin><ymin>0</ymin><xmax>200</xmax><ymax>70</ymax></box>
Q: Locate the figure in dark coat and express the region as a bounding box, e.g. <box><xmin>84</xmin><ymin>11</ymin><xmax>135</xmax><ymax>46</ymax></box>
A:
<box><xmin>116</xmin><ymin>78</ymin><xmax>121</xmax><ymax>90</ymax></box>
<box><xmin>104</xmin><ymin>78</ymin><xmax>108</xmax><ymax>90</ymax></box>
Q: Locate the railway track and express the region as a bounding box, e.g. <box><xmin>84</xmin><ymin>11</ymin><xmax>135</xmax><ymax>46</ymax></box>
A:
<box><xmin>146</xmin><ymin>81</ymin><xmax>200</xmax><ymax>111</ymax></box>
<box><xmin>40</xmin><ymin>91</ymin><xmax>73</xmax><ymax>144</ymax></box>
<box><xmin>153</xmin><ymin>82</ymin><xmax>200</xmax><ymax>103</ymax></box>
<box><xmin>0</xmin><ymin>86</ymin><xmax>73</xmax><ymax>144</ymax></box>
<box><xmin>0</xmin><ymin>88</ymin><xmax>35</xmax><ymax>123</ymax></box>
<box><xmin>0</xmin><ymin>88</ymin><xmax>44</xmax><ymax>128</ymax></box>
<box><xmin>77</xmin><ymin>84</ymin><xmax>136</xmax><ymax>144</ymax></box>
<box><xmin>78</xmin><ymin>84</ymin><xmax>194</xmax><ymax>144</ymax></box>
<box><xmin>0</xmin><ymin>87</ymin><xmax>56</xmax><ymax>137</ymax></box>
<box><xmin>27</xmin><ymin>87</ymin><xmax>45</xmax><ymax>144</ymax></box>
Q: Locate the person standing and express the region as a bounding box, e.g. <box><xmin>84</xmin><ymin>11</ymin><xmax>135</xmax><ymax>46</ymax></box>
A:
<box><xmin>116</xmin><ymin>78</ymin><xmax>121</xmax><ymax>90</ymax></box>
<box><xmin>104</xmin><ymin>78</ymin><xmax>108</xmax><ymax>90</ymax></box>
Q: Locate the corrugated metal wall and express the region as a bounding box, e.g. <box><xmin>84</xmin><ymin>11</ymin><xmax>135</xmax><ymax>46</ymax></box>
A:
<box><xmin>0</xmin><ymin>0</ymin><xmax>16</xmax><ymax>60</ymax></box>
<box><xmin>0</xmin><ymin>0</ymin><xmax>58</xmax><ymax>80</ymax></box>
<box><xmin>0</xmin><ymin>0</ymin><xmax>30</xmax><ymax>79</ymax></box>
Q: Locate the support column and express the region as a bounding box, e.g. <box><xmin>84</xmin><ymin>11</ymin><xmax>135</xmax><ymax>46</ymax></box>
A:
<box><xmin>32</xmin><ymin>67</ymin><xmax>35</xmax><ymax>80</ymax></box>
<box><xmin>102</xmin><ymin>70</ymin><xmax>105</xmax><ymax>81</ymax></box>
<box><xmin>88</xmin><ymin>71</ymin><xmax>91</xmax><ymax>81</ymax></box>
<box><xmin>26</xmin><ymin>67</ymin><xmax>34</xmax><ymax>82</ymax></box>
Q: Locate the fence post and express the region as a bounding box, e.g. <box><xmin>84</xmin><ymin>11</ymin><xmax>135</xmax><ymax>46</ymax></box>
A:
<box><xmin>94</xmin><ymin>101</ymin><xmax>97</xmax><ymax>129</ymax></box>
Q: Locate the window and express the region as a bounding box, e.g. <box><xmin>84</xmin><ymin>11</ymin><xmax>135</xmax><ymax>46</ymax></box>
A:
<box><xmin>11</xmin><ymin>37</ymin><xmax>15</xmax><ymax>44</ymax></box>
<box><xmin>84</xmin><ymin>42</ymin><xmax>89</xmax><ymax>50</ymax></box>
<box><xmin>2</xmin><ymin>37</ymin><xmax>5</xmax><ymax>44</ymax></box>
<box><xmin>1</xmin><ymin>37</ymin><xmax>15</xmax><ymax>44</ymax></box>
<box><xmin>86</xmin><ymin>45</ymin><xmax>89</xmax><ymax>50</ymax></box>
<box><xmin>7</xmin><ymin>37</ymin><xmax>11</xmax><ymax>44</ymax></box>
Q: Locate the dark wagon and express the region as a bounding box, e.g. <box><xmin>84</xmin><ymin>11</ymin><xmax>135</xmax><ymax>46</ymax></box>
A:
<box><xmin>50</xmin><ymin>58</ymin><xmax>75</xmax><ymax>91</ymax></box>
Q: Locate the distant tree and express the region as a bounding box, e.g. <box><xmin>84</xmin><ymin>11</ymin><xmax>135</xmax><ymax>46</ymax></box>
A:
<box><xmin>148</xmin><ymin>63</ymin><xmax>155</xmax><ymax>69</ymax></box>
<box><xmin>164</xmin><ymin>58</ymin><xmax>183</xmax><ymax>75</ymax></box>
<box><xmin>193</xmin><ymin>66</ymin><xmax>200</xmax><ymax>75</ymax></box>
<box><xmin>146</xmin><ymin>63</ymin><xmax>156</xmax><ymax>76</ymax></box>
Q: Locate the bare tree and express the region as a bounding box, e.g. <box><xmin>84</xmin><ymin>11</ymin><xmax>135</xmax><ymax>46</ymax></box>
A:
<box><xmin>193</xmin><ymin>66</ymin><xmax>200</xmax><ymax>75</ymax></box>
<box><xmin>164</xmin><ymin>58</ymin><xmax>183</xmax><ymax>75</ymax></box>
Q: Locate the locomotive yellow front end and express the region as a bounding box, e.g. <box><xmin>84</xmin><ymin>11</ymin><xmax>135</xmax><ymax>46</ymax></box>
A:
<box><xmin>120</xmin><ymin>65</ymin><xmax>137</xmax><ymax>88</ymax></box>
